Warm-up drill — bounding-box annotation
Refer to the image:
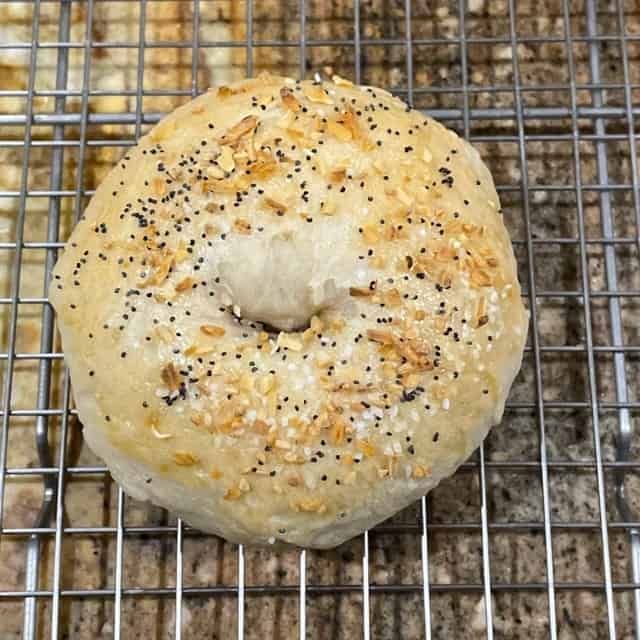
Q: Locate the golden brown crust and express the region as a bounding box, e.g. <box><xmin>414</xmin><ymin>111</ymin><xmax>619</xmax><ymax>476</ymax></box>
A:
<box><xmin>50</xmin><ymin>74</ymin><xmax>528</xmax><ymax>548</ymax></box>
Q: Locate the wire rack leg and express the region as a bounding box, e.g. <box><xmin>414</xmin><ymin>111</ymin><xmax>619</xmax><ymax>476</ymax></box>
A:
<box><xmin>612</xmin><ymin>0</ymin><xmax>640</xmax><ymax>635</ymax></box>
<box><xmin>585</xmin><ymin>1</ymin><xmax>640</xmax><ymax>636</ymax></box>
<box><xmin>22</xmin><ymin>1</ymin><xmax>74</xmax><ymax>637</ymax></box>
<box><xmin>22</xmin><ymin>537</ymin><xmax>42</xmax><ymax>639</ymax></box>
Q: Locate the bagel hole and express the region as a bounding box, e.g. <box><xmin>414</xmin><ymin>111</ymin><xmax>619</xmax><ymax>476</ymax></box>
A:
<box><xmin>258</xmin><ymin>318</ymin><xmax>311</xmax><ymax>336</ymax></box>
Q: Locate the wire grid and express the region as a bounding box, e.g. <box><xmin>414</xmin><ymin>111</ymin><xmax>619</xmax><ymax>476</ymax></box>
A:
<box><xmin>0</xmin><ymin>0</ymin><xmax>639</xmax><ymax>638</ymax></box>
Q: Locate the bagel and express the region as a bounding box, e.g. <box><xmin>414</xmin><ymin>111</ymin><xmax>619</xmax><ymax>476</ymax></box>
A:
<box><xmin>50</xmin><ymin>74</ymin><xmax>527</xmax><ymax>548</ymax></box>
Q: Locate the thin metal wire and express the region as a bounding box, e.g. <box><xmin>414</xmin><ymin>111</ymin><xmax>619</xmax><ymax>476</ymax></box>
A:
<box><xmin>560</xmin><ymin>4</ymin><xmax>617</xmax><ymax>636</ymax></box>
<box><xmin>237</xmin><ymin>542</ymin><xmax>245</xmax><ymax>640</ymax></box>
<box><xmin>134</xmin><ymin>0</ymin><xmax>148</xmax><ymax>141</ymax></box>
<box><xmin>74</xmin><ymin>12</ymin><xmax>110</xmax><ymax>619</ymax></box>
<box><xmin>4</xmin><ymin>30</ymin><xmax>640</xmax><ymax>49</ymax></box>
<box><xmin>4</xmin><ymin>579</ymin><xmax>640</xmax><ymax>599</ymax></box>
<box><xmin>48</xmin><ymin>3</ymin><xmax>96</xmax><ymax>632</ymax></box>
<box><xmin>294</xmin><ymin>7</ymin><xmax>309</xmax><ymax>636</ymax></box>
<box><xmin>175</xmin><ymin>519</ymin><xmax>184</xmax><ymax>639</ymax></box>
<box><xmin>362</xmin><ymin>529</ymin><xmax>370</xmax><ymax>639</ymax></box>
<box><xmin>478</xmin><ymin>444</ymin><xmax>495</xmax><ymax>639</ymax></box>
<box><xmin>4</xmin><ymin>180</ymin><xmax>640</xmax><ymax>201</ymax></box>
<box><xmin>354</xmin><ymin>3</ymin><xmax>370</xmax><ymax>635</ymax></box>
<box><xmin>353</xmin><ymin>0</ymin><xmax>361</xmax><ymax>85</ymax></box>
<box><xmin>404</xmin><ymin>0</ymin><xmax>413</xmax><ymax>108</ymax></box>
<box><xmin>245</xmin><ymin>0</ymin><xmax>253</xmax><ymax>78</ymax></box>
<box><xmin>48</xmin><ymin>371</ymin><xmax>72</xmax><ymax>639</ymax></box>
<box><xmin>7</xmin><ymin>517</ymin><xmax>640</xmax><ymax>538</ymax></box>
<box><xmin>29</xmin><ymin>131</ymin><xmax>631</xmax><ymax>146</ymax></box>
<box><xmin>116</xmin><ymin>3</ymin><xmax>147</xmax><ymax>638</ymax></box>
<box><xmin>3</xmin><ymin>79</ymin><xmax>640</xmax><ymax>101</ymax></box>
<box><xmin>506</xmin><ymin>1</ymin><xmax>559</xmax><ymax>635</ymax></box>
<box><xmin>233</xmin><ymin>7</ymin><xmax>254</xmax><ymax>635</ymax></box>
<box><xmin>190</xmin><ymin>0</ymin><xmax>201</xmax><ymax>97</ymax></box>
<box><xmin>298</xmin><ymin>549</ymin><xmax>306</xmax><ymax>640</ymax></box>
<box><xmin>5</xmin><ymin>287</ymin><xmax>640</xmax><ymax>313</ymax></box>
<box><xmin>1</xmin><ymin>399</ymin><xmax>638</xmax><ymax>419</ymax></box>
<box><xmin>7</xmin><ymin>456</ymin><xmax>640</xmax><ymax>480</ymax></box>
<box><xmin>1</xmin><ymin>103</ymin><xmax>638</xmax><ymax>127</ymax></box>
<box><xmin>173</xmin><ymin>5</ymin><xmax>201</xmax><ymax>638</ymax></box>
<box><xmin>113</xmin><ymin>487</ymin><xmax>125</xmax><ymax>639</ymax></box>
<box><xmin>420</xmin><ymin>497</ymin><xmax>432</xmax><ymax>640</ymax></box>
<box><xmin>298</xmin><ymin>0</ymin><xmax>306</xmax><ymax>79</ymax></box>
<box><xmin>0</xmin><ymin>0</ymin><xmax>41</xmax><ymax>531</ymax></box>
<box><xmin>456</xmin><ymin>5</ymin><xmax>495</xmax><ymax>637</ymax></box>
<box><xmin>4</xmin><ymin>77</ymin><xmax>640</xmax><ymax>99</ymax></box>
<box><xmin>403</xmin><ymin>6</ymin><xmax>432</xmax><ymax>638</ymax></box>
<box><xmin>3</xmin><ymin>234</ymin><xmax>640</xmax><ymax>254</ymax></box>
<box><xmin>0</xmin><ymin>10</ymin><xmax>42</xmax><ymax>631</ymax></box>
<box><xmin>614</xmin><ymin>15</ymin><xmax>640</xmax><ymax>255</ymax></box>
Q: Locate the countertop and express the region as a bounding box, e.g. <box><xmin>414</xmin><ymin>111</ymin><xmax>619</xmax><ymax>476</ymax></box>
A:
<box><xmin>0</xmin><ymin>0</ymin><xmax>638</xmax><ymax>638</ymax></box>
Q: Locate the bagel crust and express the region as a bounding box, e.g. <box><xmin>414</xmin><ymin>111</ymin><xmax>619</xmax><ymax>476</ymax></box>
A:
<box><xmin>50</xmin><ymin>75</ymin><xmax>527</xmax><ymax>548</ymax></box>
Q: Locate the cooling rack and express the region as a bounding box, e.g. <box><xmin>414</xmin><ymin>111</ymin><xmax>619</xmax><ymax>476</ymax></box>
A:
<box><xmin>0</xmin><ymin>0</ymin><xmax>639</xmax><ymax>638</ymax></box>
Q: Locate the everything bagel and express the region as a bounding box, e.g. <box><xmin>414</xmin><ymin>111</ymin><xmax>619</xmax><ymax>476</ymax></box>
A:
<box><xmin>50</xmin><ymin>74</ymin><xmax>527</xmax><ymax>548</ymax></box>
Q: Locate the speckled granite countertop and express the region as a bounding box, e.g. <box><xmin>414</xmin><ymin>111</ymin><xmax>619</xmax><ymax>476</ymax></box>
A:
<box><xmin>1</xmin><ymin>0</ymin><xmax>639</xmax><ymax>638</ymax></box>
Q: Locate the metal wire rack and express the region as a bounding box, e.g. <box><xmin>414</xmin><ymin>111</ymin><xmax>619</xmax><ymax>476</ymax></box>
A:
<box><xmin>0</xmin><ymin>0</ymin><xmax>639</xmax><ymax>638</ymax></box>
